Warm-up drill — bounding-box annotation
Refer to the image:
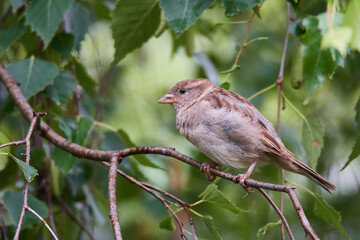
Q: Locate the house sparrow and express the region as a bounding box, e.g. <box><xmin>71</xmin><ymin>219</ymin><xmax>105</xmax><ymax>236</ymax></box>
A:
<box><xmin>158</xmin><ymin>78</ymin><xmax>335</xmax><ymax>192</ymax></box>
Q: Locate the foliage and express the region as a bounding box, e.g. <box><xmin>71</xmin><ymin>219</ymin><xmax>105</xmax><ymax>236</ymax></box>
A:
<box><xmin>0</xmin><ymin>0</ymin><xmax>359</xmax><ymax>239</ymax></box>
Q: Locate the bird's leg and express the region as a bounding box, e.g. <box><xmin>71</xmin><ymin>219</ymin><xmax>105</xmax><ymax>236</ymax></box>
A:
<box><xmin>233</xmin><ymin>160</ymin><xmax>258</xmax><ymax>195</ymax></box>
<box><xmin>200</xmin><ymin>162</ymin><xmax>219</xmax><ymax>182</ymax></box>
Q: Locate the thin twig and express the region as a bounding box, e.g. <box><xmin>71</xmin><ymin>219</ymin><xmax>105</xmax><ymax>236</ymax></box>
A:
<box><xmin>26</xmin><ymin>206</ymin><xmax>58</xmax><ymax>240</ymax></box>
<box><xmin>101</xmin><ymin>161</ymin><xmax>196</xmax><ymax>239</ymax></box>
<box><xmin>256</xmin><ymin>188</ymin><xmax>294</xmax><ymax>240</ymax></box>
<box><xmin>276</xmin><ymin>3</ymin><xmax>292</xmax><ymax>239</ymax></box>
<box><xmin>108</xmin><ymin>154</ymin><xmax>122</xmax><ymax>240</ymax></box>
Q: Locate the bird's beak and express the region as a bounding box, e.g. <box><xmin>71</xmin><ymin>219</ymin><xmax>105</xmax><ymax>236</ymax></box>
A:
<box><xmin>157</xmin><ymin>93</ymin><xmax>178</xmax><ymax>104</ymax></box>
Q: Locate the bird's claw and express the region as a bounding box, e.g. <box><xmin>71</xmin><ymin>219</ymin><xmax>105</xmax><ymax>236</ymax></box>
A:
<box><xmin>200</xmin><ymin>162</ymin><xmax>218</xmax><ymax>182</ymax></box>
<box><xmin>233</xmin><ymin>173</ymin><xmax>252</xmax><ymax>196</ymax></box>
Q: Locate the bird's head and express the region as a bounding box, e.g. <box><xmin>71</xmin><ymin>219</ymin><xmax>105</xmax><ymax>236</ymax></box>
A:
<box><xmin>157</xmin><ymin>78</ymin><xmax>215</xmax><ymax>113</ymax></box>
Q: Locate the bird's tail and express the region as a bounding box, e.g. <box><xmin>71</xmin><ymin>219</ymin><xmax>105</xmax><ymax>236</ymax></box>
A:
<box><xmin>285</xmin><ymin>156</ymin><xmax>335</xmax><ymax>193</ymax></box>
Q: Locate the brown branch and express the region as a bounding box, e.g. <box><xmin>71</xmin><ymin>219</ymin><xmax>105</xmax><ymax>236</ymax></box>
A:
<box><xmin>108</xmin><ymin>154</ymin><xmax>122</xmax><ymax>240</ymax></box>
<box><xmin>276</xmin><ymin>3</ymin><xmax>292</xmax><ymax>239</ymax></box>
<box><xmin>26</xmin><ymin>206</ymin><xmax>58</xmax><ymax>240</ymax></box>
<box><xmin>0</xmin><ymin>61</ymin><xmax>320</xmax><ymax>239</ymax></box>
<box><xmin>256</xmin><ymin>188</ymin><xmax>294</xmax><ymax>240</ymax></box>
<box><xmin>101</xmin><ymin>161</ymin><xmax>196</xmax><ymax>239</ymax></box>
<box><xmin>232</xmin><ymin>11</ymin><xmax>256</xmax><ymax>68</ymax></box>
<box><xmin>55</xmin><ymin>196</ymin><xmax>95</xmax><ymax>240</ymax></box>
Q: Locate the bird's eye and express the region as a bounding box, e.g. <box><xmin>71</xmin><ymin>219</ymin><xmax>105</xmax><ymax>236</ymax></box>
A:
<box><xmin>179</xmin><ymin>88</ymin><xmax>187</xmax><ymax>94</ymax></box>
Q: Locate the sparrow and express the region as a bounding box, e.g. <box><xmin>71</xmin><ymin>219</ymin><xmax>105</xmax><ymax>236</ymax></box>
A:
<box><xmin>158</xmin><ymin>78</ymin><xmax>335</xmax><ymax>192</ymax></box>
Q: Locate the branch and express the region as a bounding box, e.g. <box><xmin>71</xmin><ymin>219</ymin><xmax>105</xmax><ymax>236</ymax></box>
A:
<box><xmin>0</xmin><ymin>61</ymin><xmax>319</xmax><ymax>239</ymax></box>
<box><xmin>101</xmin><ymin>161</ymin><xmax>197</xmax><ymax>239</ymax></box>
<box><xmin>275</xmin><ymin>3</ymin><xmax>292</xmax><ymax>239</ymax></box>
<box><xmin>0</xmin><ymin>204</ymin><xmax>8</xmax><ymax>240</ymax></box>
<box><xmin>108</xmin><ymin>154</ymin><xmax>122</xmax><ymax>240</ymax></box>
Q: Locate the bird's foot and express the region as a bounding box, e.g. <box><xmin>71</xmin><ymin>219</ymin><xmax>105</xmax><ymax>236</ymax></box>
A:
<box><xmin>233</xmin><ymin>173</ymin><xmax>253</xmax><ymax>197</ymax></box>
<box><xmin>200</xmin><ymin>162</ymin><xmax>219</xmax><ymax>182</ymax></box>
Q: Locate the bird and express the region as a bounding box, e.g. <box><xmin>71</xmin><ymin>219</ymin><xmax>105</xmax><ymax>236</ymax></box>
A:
<box><xmin>157</xmin><ymin>78</ymin><xmax>335</xmax><ymax>193</ymax></box>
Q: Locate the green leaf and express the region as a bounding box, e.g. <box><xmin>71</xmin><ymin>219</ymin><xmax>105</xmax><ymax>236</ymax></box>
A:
<box><xmin>83</xmin><ymin>185</ymin><xmax>105</xmax><ymax>225</ymax></box>
<box><xmin>296</xmin><ymin>184</ymin><xmax>349</xmax><ymax>239</ymax></box>
<box><xmin>222</xmin><ymin>0</ymin><xmax>264</xmax><ymax>17</ymax></box>
<box><xmin>44</xmin><ymin>71</ymin><xmax>76</xmax><ymax>106</ymax></box>
<box><xmin>342</xmin><ymin>0</ymin><xmax>360</xmax><ymax>52</ymax></box>
<box><xmin>11</xmin><ymin>0</ymin><xmax>27</xmax><ymax>12</ymax></box>
<box><xmin>321</xmin><ymin>27</ymin><xmax>352</xmax><ymax>56</ymax></box>
<box><xmin>341</xmin><ymin>132</ymin><xmax>360</xmax><ymax>171</ymax></box>
<box><xmin>117</xmin><ymin>129</ymin><xmax>161</xmax><ymax>169</ymax></box>
<box><xmin>7</xmin><ymin>153</ymin><xmax>38</xmax><ymax>182</ymax></box>
<box><xmin>64</xmin><ymin>2</ymin><xmax>91</xmax><ymax>48</ymax></box>
<box><xmin>200</xmin><ymin>215</ymin><xmax>222</xmax><ymax>240</ymax></box>
<box><xmin>159</xmin><ymin>214</ymin><xmax>176</xmax><ymax>231</ymax></box>
<box><xmin>74</xmin><ymin>117</ymin><xmax>93</xmax><ymax>145</ymax></box>
<box><xmin>199</xmin><ymin>184</ymin><xmax>245</xmax><ymax>214</ymax></box>
<box><xmin>301</xmin><ymin>15</ymin><xmax>342</xmax><ymax>103</ymax></box>
<box><xmin>301</xmin><ymin>117</ymin><xmax>325</xmax><ymax>170</ymax></box>
<box><xmin>73</xmin><ymin>57</ymin><xmax>97</xmax><ymax>97</ymax></box>
<box><xmin>111</xmin><ymin>0</ymin><xmax>161</xmax><ymax>63</ymax></box>
<box><xmin>7</xmin><ymin>57</ymin><xmax>59</xmax><ymax>99</ymax></box>
<box><xmin>160</xmin><ymin>0</ymin><xmax>213</xmax><ymax>37</ymax></box>
<box><xmin>256</xmin><ymin>220</ymin><xmax>281</xmax><ymax>240</ymax></box>
<box><xmin>25</xmin><ymin>0</ymin><xmax>73</xmax><ymax>48</ymax></box>
<box><xmin>3</xmin><ymin>191</ymin><xmax>48</xmax><ymax>228</ymax></box>
<box><xmin>53</xmin><ymin>116</ymin><xmax>76</xmax><ymax>140</ymax></box>
<box><xmin>219</xmin><ymin>82</ymin><xmax>231</xmax><ymax>90</ymax></box>
<box><xmin>49</xmin><ymin>33</ymin><xmax>75</xmax><ymax>58</ymax></box>
<box><xmin>0</xmin><ymin>19</ymin><xmax>27</xmax><ymax>54</ymax></box>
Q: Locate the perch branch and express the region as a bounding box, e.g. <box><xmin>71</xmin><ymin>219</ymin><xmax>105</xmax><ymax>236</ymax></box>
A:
<box><xmin>108</xmin><ymin>154</ymin><xmax>123</xmax><ymax>240</ymax></box>
<box><xmin>0</xmin><ymin>61</ymin><xmax>319</xmax><ymax>239</ymax></box>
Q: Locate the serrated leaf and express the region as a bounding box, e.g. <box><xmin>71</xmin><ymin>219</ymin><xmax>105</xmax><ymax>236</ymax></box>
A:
<box><xmin>3</xmin><ymin>191</ymin><xmax>48</xmax><ymax>228</ymax></box>
<box><xmin>25</xmin><ymin>0</ymin><xmax>73</xmax><ymax>48</ymax></box>
<box><xmin>342</xmin><ymin>0</ymin><xmax>360</xmax><ymax>52</ymax></box>
<box><xmin>11</xmin><ymin>0</ymin><xmax>27</xmax><ymax>12</ymax></box>
<box><xmin>117</xmin><ymin>129</ymin><xmax>161</xmax><ymax>169</ymax></box>
<box><xmin>159</xmin><ymin>215</ymin><xmax>176</xmax><ymax>231</ymax></box>
<box><xmin>301</xmin><ymin>15</ymin><xmax>342</xmax><ymax>103</ymax></box>
<box><xmin>219</xmin><ymin>82</ymin><xmax>231</xmax><ymax>90</ymax></box>
<box><xmin>7</xmin><ymin>153</ymin><xmax>38</xmax><ymax>182</ymax></box>
<box><xmin>200</xmin><ymin>215</ymin><xmax>222</xmax><ymax>240</ymax></box>
<box><xmin>44</xmin><ymin>71</ymin><xmax>76</xmax><ymax>106</ymax></box>
<box><xmin>297</xmin><ymin>184</ymin><xmax>349</xmax><ymax>239</ymax></box>
<box><xmin>160</xmin><ymin>0</ymin><xmax>213</xmax><ymax>37</ymax></box>
<box><xmin>64</xmin><ymin>2</ymin><xmax>91</xmax><ymax>49</ymax></box>
<box><xmin>199</xmin><ymin>184</ymin><xmax>245</xmax><ymax>214</ymax></box>
<box><xmin>0</xmin><ymin>19</ymin><xmax>27</xmax><ymax>54</ymax></box>
<box><xmin>7</xmin><ymin>57</ymin><xmax>59</xmax><ymax>99</ymax></box>
<box><xmin>49</xmin><ymin>33</ymin><xmax>75</xmax><ymax>58</ymax></box>
<box><xmin>73</xmin><ymin>57</ymin><xmax>97</xmax><ymax>97</ymax></box>
<box><xmin>222</xmin><ymin>0</ymin><xmax>264</xmax><ymax>17</ymax></box>
<box><xmin>341</xmin><ymin>132</ymin><xmax>360</xmax><ymax>171</ymax></box>
<box><xmin>74</xmin><ymin>117</ymin><xmax>93</xmax><ymax>145</ymax></box>
<box><xmin>256</xmin><ymin>220</ymin><xmax>281</xmax><ymax>240</ymax></box>
<box><xmin>301</xmin><ymin>117</ymin><xmax>325</xmax><ymax>170</ymax></box>
<box><xmin>111</xmin><ymin>0</ymin><xmax>160</xmax><ymax>63</ymax></box>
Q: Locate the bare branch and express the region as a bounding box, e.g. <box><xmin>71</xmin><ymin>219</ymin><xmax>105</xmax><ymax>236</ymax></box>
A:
<box><xmin>256</xmin><ymin>188</ymin><xmax>294</xmax><ymax>240</ymax></box>
<box><xmin>108</xmin><ymin>154</ymin><xmax>122</xmax><ymax>240</ymax></box>
<box><xmin>26</xmin><ymin>206</ymin><xmax>58</xmax><ymax>240</ymax></box>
